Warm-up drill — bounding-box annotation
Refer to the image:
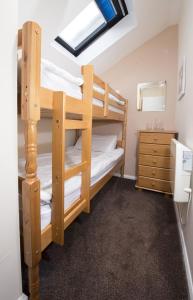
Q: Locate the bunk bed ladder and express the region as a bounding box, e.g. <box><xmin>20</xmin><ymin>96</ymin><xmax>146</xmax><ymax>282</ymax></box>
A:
<box><xmin>51</xmin><ymin>65</ymin><xmax>93</xmax><ymax>245</ymax></box>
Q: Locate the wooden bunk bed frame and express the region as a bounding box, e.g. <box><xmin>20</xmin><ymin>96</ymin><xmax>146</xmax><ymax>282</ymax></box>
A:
<box><xmin>18</xmin><ymin>21</ymin><xmax>128</xmax><ymax>300</ymax></box>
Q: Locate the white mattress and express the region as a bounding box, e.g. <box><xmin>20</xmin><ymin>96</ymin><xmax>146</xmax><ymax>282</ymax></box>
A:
<box><xmin>19</xmin><ymin>147</ymin><xmax>124</xmax><ymax>230</ymax></box>
<box><xmin>41</xmin><ymin>59</ymin><xmax>124</xmax><ymax>114</ymax></box>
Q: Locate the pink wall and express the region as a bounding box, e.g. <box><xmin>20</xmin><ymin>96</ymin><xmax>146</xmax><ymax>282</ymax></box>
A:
<box><xmin>99</xmin><ymin>26</ymin><xmax>178</xmax><ymax>177</ymax></box>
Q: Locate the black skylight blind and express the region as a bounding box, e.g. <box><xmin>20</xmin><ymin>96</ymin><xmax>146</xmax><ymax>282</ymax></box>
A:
<box><xmin>55</xmin><ymin>0</ymin><xmax>128</xmax><ymax>57</ymax></box>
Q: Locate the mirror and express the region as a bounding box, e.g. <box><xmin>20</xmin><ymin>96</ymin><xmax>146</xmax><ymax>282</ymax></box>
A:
<box><xmin>137</xmin><ymin>80</ymin><xmax>166</xmax><ymax>112</ymax></box>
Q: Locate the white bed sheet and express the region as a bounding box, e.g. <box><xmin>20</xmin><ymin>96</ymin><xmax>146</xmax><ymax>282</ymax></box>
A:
<box><xmin>41</xmin><ymin>60</ymin><xmax>124</xmax><ymax>114</ymax></box>
<box><xmin>19</xmin><ymin>147</ymin><xmax>124</xmax><ymax>230</ymax></box>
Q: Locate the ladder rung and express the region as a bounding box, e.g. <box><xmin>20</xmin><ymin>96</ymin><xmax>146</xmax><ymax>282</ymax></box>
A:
<box><xmin>64</xmin><ymin>161</ymin><xmax>88</xmax><ymax>180</ymax></box>
<box><xmin>64</xmin><ymin>120</ymin><xmax>89</xmax><ymax>130</ymax></box>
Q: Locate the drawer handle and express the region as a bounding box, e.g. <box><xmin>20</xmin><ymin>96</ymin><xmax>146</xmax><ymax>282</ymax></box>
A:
<box><xmin>152</xmin><ymin>172</ymin><xmax>156</xmax><ymax>176</ymax></box>
<box><xmin>151</xmin><ymin>183</ymin><xmax>155</xmax><ymax>187</ymax></box>
<box><xmin>153</xmin><ymin>161</ymin><xmax>157</xmax><ymax>164</ymax></box>
<box><xmin>153</xmin><ymin>138</ymin><xmax>158</xmax><ymax>142</ymax></box>
<box><xmin>153</xmin><ymin>149</ymin><xmax>157</xmax><ymax>153</ymax></box>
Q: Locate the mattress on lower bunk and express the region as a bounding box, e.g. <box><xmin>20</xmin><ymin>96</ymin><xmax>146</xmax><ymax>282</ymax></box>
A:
<box><xmin>41</xmin><ymin>59</ymin><xmax>124</xmax><ymax>114</ymax></box>
<box><xmin>19</xmin><ymin>146</ymin><xmax>124</xmax><ymax>230</ymax></box>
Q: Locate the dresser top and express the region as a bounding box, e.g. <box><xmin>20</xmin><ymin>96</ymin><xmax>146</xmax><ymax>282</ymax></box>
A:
<box><xmin>138</xmin><ymin>129</ymin><xmax>177</xmax><ymax>134</ymax></box>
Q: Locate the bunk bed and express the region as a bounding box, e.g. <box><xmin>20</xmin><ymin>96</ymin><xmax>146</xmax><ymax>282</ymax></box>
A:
<box><xmin>18</xmin><ymin>21</ymin><xmax>128</xmax><ymax>300</ymax></box>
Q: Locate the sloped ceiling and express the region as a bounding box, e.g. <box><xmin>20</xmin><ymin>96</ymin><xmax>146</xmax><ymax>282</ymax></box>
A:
<box><xmin>19</xmin><ymin>0</ymin><xmax>181</xmax><ymax>75</ymax></box>
<box><xmin>92</xmin><ymin>0</ymin><xmax>181</xmax><ymax>74</ymax></box>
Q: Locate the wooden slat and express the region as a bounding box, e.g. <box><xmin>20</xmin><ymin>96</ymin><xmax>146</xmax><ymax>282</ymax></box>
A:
<box><xmin>107</xmin><ymin>110</ymin><xmax>124</xmax><ymax>121</ymax></box>
<box><xmin>64</xmin><ymin>161</ymin><xmax>88</xmax><ymax>180</ymax></box>
<box><xmin>41</xmin><ymin>224</ymin><xmax>52</xmax><ymax>251</ymax></box>
<box><xmin>64</xmin><ymin>197</ymin><xmax>81</xmax><ymax>218</ymax></box>
<box><xmin>18</xmin><ymin>29</ymin><xmax>22</xmax><ymax>49</ymax></box>
<box><xmin>64</xmin><ymin>199</ymin><xmax>87</xmax><ymax>230</ymax></box>
<box><xmin>109</xmin><ymin>86</ymin><xmax>126</xmax><ymax>102</ymax></box>
<box><xmin>52</xmin><ymin>91</ymin><xmax>65</xmax><ymax>245</ymax></box>
<box><xmin>40</xmin><ymin>87</ymin><xmax>53</xmax><ymax>109</ymax></box>
<box><xmin>66</xmin><ymin>95</ymin><xmax>88</xmax><ymax>115</ymax></box>
<box><xmin>108</xmin><ymin>98</ymin><xmax>125</xmax><ymax>111</ymax></box>
<box><xmin>64</xmin><ymin>120</ymin><xmax>89</xmax><ymax>129</ymax></box>
<box><xmin>93</xmin><ymin>90</ymin><xmax>105</xmax><ymax>101</ymax></box>
<box><xmin>92</xmin><ymin>104</ymin><xmax>104</xmax><ymax>118</ymax></box>
<box><xmin>92</xmin><ymin>105</ymin><xmax>124</xmax><ymax>121</ymax></box>
<box><xmin>94</xmin><ymin>74</ymin><xmax>105</xmax><ymax>88</ymax></box>
<box><xmin>90</xmin><ymin>159</ymin><xmax>124</xmax><ymax>199</ymax></box>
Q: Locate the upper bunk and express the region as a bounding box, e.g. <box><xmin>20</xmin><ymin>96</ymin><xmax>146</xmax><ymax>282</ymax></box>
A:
<box><xmin>18</xmin><ymin>21</ymin><xmax>128</xmax><ymax>123</ymax></box>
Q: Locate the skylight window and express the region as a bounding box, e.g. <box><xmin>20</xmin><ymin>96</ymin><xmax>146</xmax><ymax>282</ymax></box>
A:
<box><xmin>55</xmin><ymin>0</ymin><xmax>128</xmax><ymax>57</ymax></box>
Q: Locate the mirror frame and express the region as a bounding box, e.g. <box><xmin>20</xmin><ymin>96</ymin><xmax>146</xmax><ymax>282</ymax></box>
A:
<box><xmin>137</xmin><ymin>80</ymin><xmax>167</xmax><ymax>111</ymax></box>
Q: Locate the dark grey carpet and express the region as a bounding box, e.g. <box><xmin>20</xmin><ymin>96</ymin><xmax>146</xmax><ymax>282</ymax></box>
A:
<box><xmin>23</xmin><ymin>177</ymin><xmax>189</xmax><ymax>299</ymax></box>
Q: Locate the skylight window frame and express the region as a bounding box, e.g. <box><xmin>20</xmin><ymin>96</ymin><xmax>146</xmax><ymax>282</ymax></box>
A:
<box><xmin>55</xmin><ymin>0</ymin><xmax>128</xmax><ymax>57</ymax></box>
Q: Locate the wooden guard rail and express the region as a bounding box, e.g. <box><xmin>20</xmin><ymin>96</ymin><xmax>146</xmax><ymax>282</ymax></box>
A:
<box><xmin>93</xmin><ymin>73</ymin><xmax>127</xmax><ymax>119</ymax></box>
<box><xmin>39</xmin><ymin>73</ymin><xmax>127</xmax><ymax>121</ymax></box>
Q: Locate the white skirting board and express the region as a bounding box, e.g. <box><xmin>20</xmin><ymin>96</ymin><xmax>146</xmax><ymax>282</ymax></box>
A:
<box><xmin>114</xmin><ymin>173</ymin><xmax>136</xmax><ymax>180</ymax></box>
<box><xmin>17</xmin><ymin>294</ymin><xmax>28</xmax><ymax>300</ymax></box>
<box><xmin>174</xmin><ymin>203</ymin><xmax>193</xmax><ymax>300</ymax></box>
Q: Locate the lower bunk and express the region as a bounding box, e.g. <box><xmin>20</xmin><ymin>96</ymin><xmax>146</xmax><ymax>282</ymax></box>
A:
<box><xmin>19</xmin><ymin>139</ymin><xmax>124</xmax><ymax>251</ymax></box>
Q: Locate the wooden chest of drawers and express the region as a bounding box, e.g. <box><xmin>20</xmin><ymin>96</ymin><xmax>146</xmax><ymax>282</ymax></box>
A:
<box><xmin>135</xmin><ymin>130</ymin><xmax>177</xmax><ymax>194</ymax></box>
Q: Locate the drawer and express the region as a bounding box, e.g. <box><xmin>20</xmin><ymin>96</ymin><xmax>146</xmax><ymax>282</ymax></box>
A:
<box><xmin>138</xmin><ymin>165</ymin><xmax>170</xmax><ymax>181</ymax></box>
<box><xmin>139</xmin><ymin>154</ymin><xmax>171</xmax><ymax>168</ymax></box>
<box><xmin>137</xmin><ymin>176</ymin><xmax>171</xmax><ymax>193</ymax></box>
<box><xmin>139</xmin><ymin>132</ymin><xmax>174</xmax><ymax>145</ymax></box>
<box><xmin>139</xmin><ymin>143</ymin><xmax>170</xmax><ymax>156</ymax></box>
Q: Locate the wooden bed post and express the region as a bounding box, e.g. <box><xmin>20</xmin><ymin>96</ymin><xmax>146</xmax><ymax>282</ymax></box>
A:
<box><xmin>21</xmin><ymin>22</ymin><xmax>41</xmax><ymax>300</ymax></box>
<box><xmin>52</xmin><ymin>92</ymin><xmax>66</xmax><ymax>245</ymax></box>
<box><xmin>121</xmin><ymin>100</ymin><xmax>128</xmax><ymax>177</ymax></box>
<box><xmin>81</xmin><ymin>65</ymin><xmax>94</xmax><ymax>213</ymax></box>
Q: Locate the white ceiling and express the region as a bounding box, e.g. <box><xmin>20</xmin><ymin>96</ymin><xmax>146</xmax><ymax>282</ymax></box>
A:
<box><xmin>92</xmin><ymin>0</ymin><xmax>181</xmax><ymax>73</ymax></box>
<box><xmin>19</xmin><ymin>0</ymin><xmax>181</xmax><ymax>75</ymax></box>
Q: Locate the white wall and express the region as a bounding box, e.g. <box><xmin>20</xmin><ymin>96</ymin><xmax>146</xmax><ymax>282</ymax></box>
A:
<box><xmin>0</xmin><ymin>0</ymin><xmax>22</xmax><ymax>299</ymax></box>
<box><xmin>175</xmin><ymin>0</ymin><xmax>193</xmax><ymax>297</ymax></box>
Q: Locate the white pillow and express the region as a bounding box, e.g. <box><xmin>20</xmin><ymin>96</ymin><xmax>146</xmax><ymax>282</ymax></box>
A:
<box><xmin>75</xmin><ymin>134</ymin><xmax>117</xmax><ymax>152</ymax></box>
<box><xmin>41</xmin><ymin>59</ymin><xmax>83</xmax><ymax>86</ymax></box>
<box><xmin>41</xmin><ymin>67</ymin><xmax>82</xmax><ymax>99</ymax></box>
